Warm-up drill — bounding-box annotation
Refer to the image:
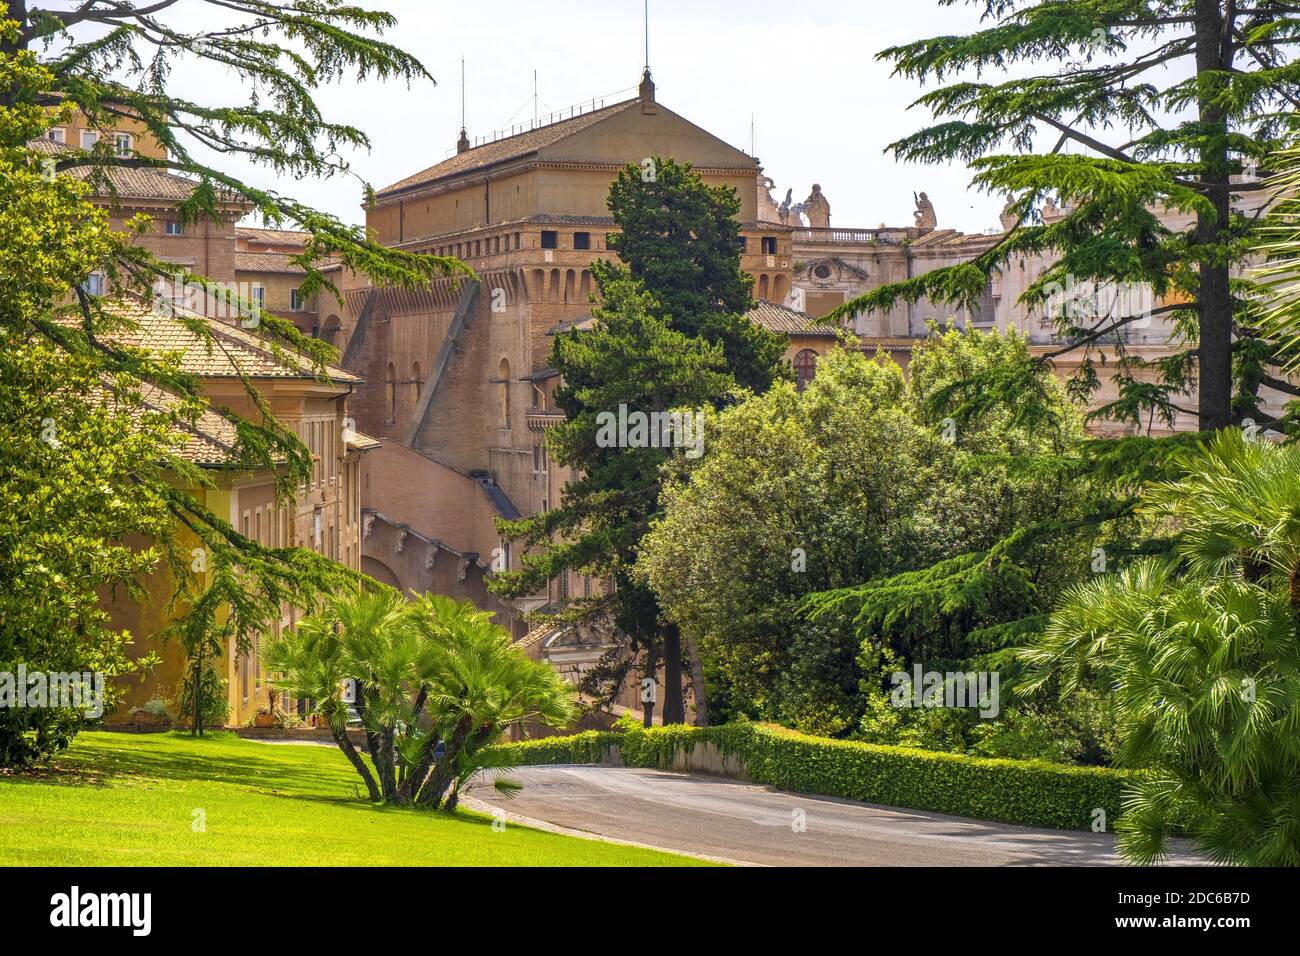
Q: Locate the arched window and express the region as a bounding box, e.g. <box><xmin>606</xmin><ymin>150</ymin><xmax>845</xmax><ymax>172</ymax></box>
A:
<box><xmin>794</xmin><ymin>349</ymin><xmax>818</xmax><ymax>392</ymax></box>
<box><xmin>386</xmin><ymin>363</ymin><xmax>397</xmax><ymax>424</ymax></box>
<box><xmin>498</xmin><ymin>358</ymin><xmax>511</xmax><ymax>429</ymax></box>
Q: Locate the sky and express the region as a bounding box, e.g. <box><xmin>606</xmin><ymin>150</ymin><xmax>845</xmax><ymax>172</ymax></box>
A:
<box><xmin>151</xmin><ymin>0</ymin><xmax>1023</xmax><ymax>234</ymax></box>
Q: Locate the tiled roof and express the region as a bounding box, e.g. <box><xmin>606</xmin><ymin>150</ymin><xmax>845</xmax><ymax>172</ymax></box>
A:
<box><xmin>377</xmin><ymin>99</ymin><xmax>640</xmax><ymax>197</ymax></box>
<box><xmin>29</xmin><ymin>138</ymin><xmax>246</xmax><ymax>205</ymax></box>
<box><xmin>235</xmin><ymin>226</ymin><xmax>314</xmax><ymax>247</ymax></box>
<box><xmin>99</xmin><ymin>298</ymin><xmax>361</xmax><ymax>384</ymax></box>
<box><xmin>346</xmin><ymin>430</ymin><xmax>382</xmax><ymax>451</ymax></box>
<box><xmin>233</xmin><ymin>250</ymin><xmax>340</xmax><ymax>275</ymax></box>
<box><xmin>746</xmin><ymin>300</ymin><xmax>840</xmax><ymax>336</ymax></box>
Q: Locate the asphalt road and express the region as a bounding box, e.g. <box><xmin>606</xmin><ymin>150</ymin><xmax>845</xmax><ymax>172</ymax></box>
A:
<box><xmin>463</xmin><ymin>765</ymin><xmax>1189</xmax><ymax>867</ymax></box>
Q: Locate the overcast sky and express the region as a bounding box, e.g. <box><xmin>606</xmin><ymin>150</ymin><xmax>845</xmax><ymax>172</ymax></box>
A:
<box><xmin>156</xmin><ymin>0</ymin><xmax>1027</xmax><ymax>234</ymax></box>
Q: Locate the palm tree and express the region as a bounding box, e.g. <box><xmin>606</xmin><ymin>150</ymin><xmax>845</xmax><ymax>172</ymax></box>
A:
<box><xmin>264</xmin><ymin>590</ymin><xmax>576</xmax><ymax>809</ymax></box>
<box><xmin>262</xmin><ymin>613</ymin><xmax>382</xmax><ymax>802</ymax></box>
<box><xmin>410</xmin><ymin>594</ymin><xmax>577</xmax><ymax>810</ymax></box>
<box><xmin>1023</xmin><ymin>430</ymin><xmax>1300</xmax><ymax>866</ymax></box>
<box><xmin>1255</xmin><ymin>140</ymin><xmax>1300</xmax><ymax>376</ymax></box>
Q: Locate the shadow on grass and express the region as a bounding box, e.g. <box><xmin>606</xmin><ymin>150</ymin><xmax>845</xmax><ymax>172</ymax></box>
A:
<box><xmin>3</xmin><ymin>732</ymin><xmax>362</xmax><ymax>806</ymax></box>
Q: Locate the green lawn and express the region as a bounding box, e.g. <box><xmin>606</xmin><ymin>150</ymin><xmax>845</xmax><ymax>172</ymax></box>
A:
<box><xmin>0</xmin><ymin>731</ymin><xmax>708</xmax><ymax>866</ymax></box>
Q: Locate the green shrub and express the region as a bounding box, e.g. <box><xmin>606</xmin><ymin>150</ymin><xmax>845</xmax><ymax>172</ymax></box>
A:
<box><xmin>498</xmin><ymin>722</ymin><xmax>1138</xmax><ymax>832</ymax></box>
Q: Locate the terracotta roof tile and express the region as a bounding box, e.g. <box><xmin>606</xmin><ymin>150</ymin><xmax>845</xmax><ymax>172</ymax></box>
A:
<box><xmin>233</xmin><ymin>250</ymin><xmax>341</xmax><ymax>275</ymax></box>
<box><xmin>98</xmin><ymin>298</ymin><xmax>361</xmax><ymax>384</ymax></box>
<box><xmin>747</xmin><ymin>299</ymin><xmax>840</xmax><ymax>336</ymax></box>
<box><xmin>30</xmin><ymin>138</ymin><xmax>247</xmax><ymax>205</ymax></box>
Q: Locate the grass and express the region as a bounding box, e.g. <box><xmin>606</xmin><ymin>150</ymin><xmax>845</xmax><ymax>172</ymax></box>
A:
<box><xmin>0</xmin><ymin>730</ymin><xmax>710</xmax><ymax>866</ymax></box>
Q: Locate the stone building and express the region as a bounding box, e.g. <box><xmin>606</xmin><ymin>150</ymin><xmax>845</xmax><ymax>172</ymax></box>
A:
<box><xmin>329</xmin><ymin>73</ymin><xmax>811</xmax><ymax>651</ymax></box>
<box><xmin>39</xmin><ymin>132</ymin><xmax>376</xmax><ymax>726</ymax></box>
<box><xmin>784</xmin><ymin>184</ymin><xmax>1285</xmax><ymax>436</ymax></box>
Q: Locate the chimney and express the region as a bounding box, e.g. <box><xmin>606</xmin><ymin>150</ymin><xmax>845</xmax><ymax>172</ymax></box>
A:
<box><xmin>456</xmin><ymin>127</ymin><xmax>470</xmax><ymax>154</ymax></box>
<box><xmin>638</xmin><ymin>68</ymin><xmax>657</xmax><ymax>114</ymax></box>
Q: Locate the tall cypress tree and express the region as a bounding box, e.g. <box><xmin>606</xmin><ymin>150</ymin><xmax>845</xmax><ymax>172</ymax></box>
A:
<box><xmin>491</xmin><ymin>158</ymin><xmax>785</xmax><ymax>725</ymax></box>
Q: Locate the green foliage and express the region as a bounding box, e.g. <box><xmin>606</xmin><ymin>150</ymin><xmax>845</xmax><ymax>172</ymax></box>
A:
<box><xmin>498</xmin><ymin>722</ymin><xmax>1138</xmax><ymax>832</ymax></box>
<box><xmin>642</xmin><ymin>328</ymin><xmax>1092</xmax><ymax>734</ymax></box>
<box><xmin>176</xmin><ymin>666</ymin><xmax>229</xmax><ymax>731</ymax></box>
<box><xmin>264</xmin><ymin>590</ymin><xmax>577</xmax><ymax>808</ymax></box>
<box><xmin>605</xmin><ymin>156</ymin><xmax>785</xmax><ymax>391</ymax></box>
<box><xmin>1024</xmin><ymin>430</ymin><xmax>1300</xmax><ymax>865</ymax></box>
<box><xmin>491</xmin><ymin>158</ymin><xmax>785</xmax><ymax>722</ymax></box>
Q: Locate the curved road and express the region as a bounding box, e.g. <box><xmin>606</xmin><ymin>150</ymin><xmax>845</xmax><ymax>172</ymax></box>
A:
<box><xmin>463</xmin><ymin>765</ymin><xmax>1188</xmax><ymax>867</ymax></box>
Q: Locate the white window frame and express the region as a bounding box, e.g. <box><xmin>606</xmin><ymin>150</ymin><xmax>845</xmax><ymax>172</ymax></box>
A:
<box><xmin>79</xmin><ymin>130</ymin><xmax>99</xmax><ymax>149</ymax></box>
<box><xmin>113</xmin><ymin>132</ymin><xmax>133</xmax><ymax>156</ymax></box>
<box><xmin>47</xmin><ymin>128</ymin><xmax>66</xmax><ymax>144</ymax></box>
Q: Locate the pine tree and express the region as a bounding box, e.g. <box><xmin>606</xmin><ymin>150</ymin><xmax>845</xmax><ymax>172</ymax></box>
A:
<box><xmin>833</xmin><ymin>0</ymin><xmax>1299</xmax><ymax>433</ymax></box>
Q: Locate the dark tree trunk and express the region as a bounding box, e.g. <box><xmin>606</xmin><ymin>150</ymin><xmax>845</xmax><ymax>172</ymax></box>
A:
<box><xmin>398</xmin><ymin>732</ymin><xmax>441</xmax><ymax>802</ymax></box>
<box><xmin>331</xmin><ymin>722</ymin><xmax>381</xmax><ymax>802</ymax></box>
<box><xmin>661</xmin><ymin>624</ymin><xmax>684</xmax><ymax>724</ymax></box>
<box><xmin>1194</xmin><ymin>0</ymin><xmax>1235</xmax><ymax>432</ymax></box>
<box><xmin>419</xmin><ymin>714</ymin><xmax>474</xmax><ymax>809</ymax></box>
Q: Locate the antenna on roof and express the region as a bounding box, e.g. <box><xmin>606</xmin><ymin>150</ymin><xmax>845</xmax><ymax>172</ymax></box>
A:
<box><xmin>533</xmin><ymin>70</ymin><xmax>539</xmax><ymax>128</ymax></box>
<box><xmin>644</xmin><ymin>0</ymin><xmax>650</xmax><ymax>71</ymax></box>
<box><xmin>456</xmin><ymin>57</ymin><xmax>470</xmax><ymax>153</ymax></box>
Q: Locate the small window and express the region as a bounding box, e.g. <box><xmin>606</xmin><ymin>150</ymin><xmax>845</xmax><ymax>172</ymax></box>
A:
<box><xmin>251</xmin><ymin>286</ymin><xmax>266</xmax><ymax>308</ymax></box>
<box><xmin>540</xmin><ymin>230</ymin><xmax>558</xmax><ymax>250</ymax></box>
<box><xmin>736</xmin><ymin>236</ymin><xmax>748</xmax><ymax>253</ymax></box>
<box><xmin>165</xmin><ymin>221</ymin><xmax>184</xmax><ymax>236</ymax></box>
<box><xmin>80</xmin><ymin>130</ymin><xmax>99</xmax><ymax>149</ymax></box>
<box><xmin>761</xmin><ymin>236</ymin><xmax>778</xmax><ymax>255</ymax></box>
<box><xmin>47</xmin><ymin>128</ymin><xmax>66</xmax><ymax>143</ymax></box>
<box><xmin>291</xmin><ymin>289</ymin><xmax>304</xmax><ymax>311</ymax></box>
<box><xmin>81</xmin><ymin>272</ymin><xmax>105</xmax><ymax>297</ymax></box>
<box><xmin>813</xmin><ymin>263</ymin><xmax>832</xmax><ymax>279</ymax></box>
<box><xmin>573</xmin><ymin>231</ymin><xmax>591</xmax><ymax>251</ymax></box>
<box><xmin>113</xmin><ymin>132</ymin><xmax>132</xmax><ymax>157</ymax></box>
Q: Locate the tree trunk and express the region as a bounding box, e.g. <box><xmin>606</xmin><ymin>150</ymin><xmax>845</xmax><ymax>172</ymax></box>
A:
<box><xmin>1194</xmin><ymin>0</ymin><xmax>1235</xmax><ymax>432</ymax></box>
<box><xmin>398</xmin><ymin>732</ymin><xmax>441</xmax><ymax>802</ymax></box>
<box><xmin>661</xmin><ymin>624</ymin><xmax>684</xmax><ymax>724</ymax></box>
<box><xmin>418</xmin><ymin>714</ymin><xmax>474</xmax><ymax>809</ymax></box>
<box><xmin>682</xmin><ymin>629</ymin><xmax>709</xmax><ymax>727</ymax></box>
<box><xmin>331</xmin><ymin>722</ymin><xmax>381</xmax><ymax>802</ymax></box>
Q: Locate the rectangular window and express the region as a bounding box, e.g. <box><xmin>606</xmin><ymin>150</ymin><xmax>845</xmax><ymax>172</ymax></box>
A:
<box><xmin>540</xmin><ymin>230</ymin><xmax>558</xmax><ymax>250</ymax></box>
<box><xmin>47</xmin><ymin>128</ymin><xmax>66</xmax><ymax>144</ymax></box>
<box><xmin>81</xmin><ymin>273</ymin><xmax>105</xmax><ymax>297</ymax></box>
<box><xmin>761</xmin><ymin>236</ymin><xmax>778</xmax><ymax>255</ymax></box>
<box><xmin>573</xmin><ymin>231</ymin><xmax>591</xmax><ymax>250</ymax></box>
<box><xmin>291</xmin><ymin>289</ymin><xmax>304</xmax><ymax>311</ymax></box>
<box><xmin>736</xmin><ymin>236</ymin><xmax>748</xmax><ymax>253</ymax></box>
<box><xmin>165</xmin><ymin>221</ymin><xmax>184</xmax><ymax>236</ymax></box>
<box><xmin>252</xmin><ymin>285</ymin><xmax>265</xmax><ymax>308</ymax></box>
<box><xmin>80</xmin><ymin>130</ymin><xmax>99</xmax><ymax>149</ymax></box>
<box><xmin>113</xmin><ymin>132</ymin><xmax>133</xmax><ymax>156</ymax></box>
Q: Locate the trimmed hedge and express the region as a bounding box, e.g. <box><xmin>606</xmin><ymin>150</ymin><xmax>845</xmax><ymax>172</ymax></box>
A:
<box><xmin>497</xmin><ymin>723</ymin><xmax>1140</xmax><ymax>832</ymax></box>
